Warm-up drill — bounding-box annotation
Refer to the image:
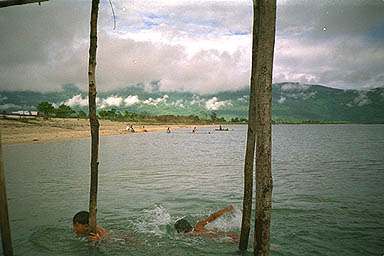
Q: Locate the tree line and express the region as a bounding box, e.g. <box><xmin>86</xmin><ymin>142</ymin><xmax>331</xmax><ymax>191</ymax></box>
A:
<box><xmin>36</xmin><ymin>101</ymin><xmax>247</xmax><ymax>124</ymax></box>
<box><xmin>37</xmin><ymin>101</ymin><xmax>77</xmax><ymax>118</ymax></box>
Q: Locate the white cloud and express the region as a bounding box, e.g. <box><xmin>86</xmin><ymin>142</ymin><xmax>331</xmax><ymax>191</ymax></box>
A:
<box><xmin>124</xmin><ymin>95</ymin><xmax>140</xmax><ymax>106</ymax></box>
<box><xmin>279</xmin><ymin>83</ymin><xmax>317</xmax><ymax>100</ymax></box>
<box><xmin>0</xmin><ymin>0</ymin><xmax>383</xmax><ymax>94</ymax></box>
<box><xmin>237</xmin><ymin>95</ymin><xmax>248</xmax><ymax>102</ymax></box>
<box><xmin>346</xmin><ymin>90</ymin><xmax>372</xmax><ymax>107</ymax></box>
<box><xmin>281</xmin><ymin>83</ymin><xmax>310</xmax><ymax>92</ymax></box>
<box><xmin>64</xmin><ymin>94</ymin><xmax>88</xmax><ymax>107</ymax></box>
<box><xmin>278</xmin><ymin>96</ymin><xmax>286</xmax><ymax>104</ymax></box>
<box><xmin>283</xmin><ymin>91</ymin><xmax>317</xmax><ymax>100</ymax></box>
<box><xmin>170</xmin><ymin>99</ymin><xmax>184</xmax><ymax>108</ymax></box>
<box><xmin>352</xmin><ymin>91</ymin><xmax>371</xmax><ymax>107</ymax></box>
<box><xmin>205</xmin><ymin>97</ymin><xmax>232</xmax><ymax>110</ymax></box>
<box><xmin>190</xmin><ymin>95</ymin><xmax>204</xmax><ymax>105</ymax></box>
<box><xmin>273</xmin><ymin>25</ymin><xmax>384</xmax><ymax>90</ymax></box>
<box><xmin>99</xmin><ymin>95</ymin><xmax>123</xmax><ymax>109</ymax></box>
<box><xmin>142</xmin><ymin>95</ymin><xmax>169</xmax><ymax>106</ymax></box>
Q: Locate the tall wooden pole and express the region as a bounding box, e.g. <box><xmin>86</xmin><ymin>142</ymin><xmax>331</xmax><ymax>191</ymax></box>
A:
<box><xmin>254</xmin><ymin>0</ymin><xmax>276</xmax><ymax>255</ymax></box>
<box><xmin>239</xmin><ymin>0</ymin><xmax>261</xmax><ymax>250</ymax></box>
<box><xmin>0</xmin><ymin>130</ymin><xmax>13</xmax><ymax>256</ymax></box>
<box><xmin>88</xmin><ymin>0</ymin><xmax>100</xmax><ymax>236</ymax></box>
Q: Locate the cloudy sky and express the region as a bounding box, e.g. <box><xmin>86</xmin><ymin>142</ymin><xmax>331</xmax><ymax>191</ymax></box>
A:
<box><xmin>0</xmin><ymin>0</ymin><xmax>383</xmax><ymax>94</ymax></box>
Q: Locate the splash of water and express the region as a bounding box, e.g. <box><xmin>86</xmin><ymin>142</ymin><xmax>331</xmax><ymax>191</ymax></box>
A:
<box><xmin>135</xmin><ymin>205</ymin><xmax>172</xmax><ymax>236</ymax></box>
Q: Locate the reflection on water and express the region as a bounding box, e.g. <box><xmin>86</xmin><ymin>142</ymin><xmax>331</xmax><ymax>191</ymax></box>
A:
<box><xmin>2</xmin><ymin>125</ymin><xmax>384</xmax><ymax>255</ymax></box>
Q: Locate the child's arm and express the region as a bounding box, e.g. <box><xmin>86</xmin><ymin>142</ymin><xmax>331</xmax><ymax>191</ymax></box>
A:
<box><xmin>194</xmin><ymin>205</ymin><xmax>235</xmax><ymax>232</ymax></box>
<box><xmin>89</xmin><ymin>226</ymin><xmax>109</xmax><ymax>242</ymax></box>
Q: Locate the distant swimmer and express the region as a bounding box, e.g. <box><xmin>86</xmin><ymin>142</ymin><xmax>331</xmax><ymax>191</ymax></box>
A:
<box><xmin>192</xmin><ymin>127</ymin><xmax>197</xmax><ymax>133</ymax></box>
<box><xmin>174</xmin><ymin>205</ymin><xmax>239</xmax><ymax>242</ymax></box>
<box><xmin>167</xmin><ymin>127</ymin><xmax>171</xmax><ymax>133</ymax></box>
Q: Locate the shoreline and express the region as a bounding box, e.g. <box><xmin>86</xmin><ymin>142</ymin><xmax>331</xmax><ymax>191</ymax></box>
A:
<box><xmin>0</xmin><ymin>118</ymin><xmax>217</xmax><ymax>145</ymax></box>
<box><xmin>3</xmin><ymin>118</ymin><xmax>374</xmax><ymax>146</ymax></box>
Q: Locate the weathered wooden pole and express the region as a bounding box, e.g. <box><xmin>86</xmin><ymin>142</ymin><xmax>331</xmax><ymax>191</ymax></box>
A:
<box><xmin>0</xmin><ymin>130</ymin><xmax>13</xmax><ymax>256</ymax></box>
<box><xmin>253</xmin><ymin>0</ymin><xmax>276</xmax><ymax>255</ymax></box>
<box><xmin>88</xmin><ymin>0</ymin><xmax>100</xmax><ymax>236</ymax></box>
<box><xmin>239</xmin><ymin>0</ymin><xmax>261</xmax><ymax>250</ymax></box>
<box><xmin>0</xmin><ymin>0</ymin><xmax>49</xmax><ymax>8</ymax></box>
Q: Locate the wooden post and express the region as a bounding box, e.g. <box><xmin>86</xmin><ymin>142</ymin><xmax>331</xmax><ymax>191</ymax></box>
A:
<box><xmin>88</xmin><ymin>0</ymin><xmax>100</xmax><ymax>236</ymax></box>
<box><xmin>253</xmin><ymin>0</ymin><xmax>276</xmax><ymax>255</ymax></box>
<box><xmin>239</xmin><ymin>0</ymin><xmax>261</xmax><ymax>250</ymax></box>
<box><xmin>0</xmin><ymin>0</ymin><xmax>49</xmax><ymax>8</ymax></box>
<box><xmin>0</xmin><ymin>130</ymin><xmax>13</xmax><ymax>256</ymax></box>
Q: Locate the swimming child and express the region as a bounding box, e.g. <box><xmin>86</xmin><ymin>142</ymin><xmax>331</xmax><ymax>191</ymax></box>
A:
<box><xmin>73</xmin><ymin>211</ymin><xmax>109</xmax><ymax>241</ymax></box>
<box><xmin>174</xmin><ymin>205</ymin><xmax>239</xmax><ymax>242</ymax></box>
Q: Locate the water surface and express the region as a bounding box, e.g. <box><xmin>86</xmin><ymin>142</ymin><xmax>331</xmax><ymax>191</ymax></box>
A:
<box><xmin>2</xmin><ymin>124</ymin><xmax>384</xmax><ymax>255</ymax></box>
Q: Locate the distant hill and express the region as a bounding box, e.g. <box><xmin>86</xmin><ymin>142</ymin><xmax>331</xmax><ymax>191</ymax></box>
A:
<box><xmin>1</xmin><ymin>82</ymin><xmax>383</xmax><ymax>123</ymax></box>
<box><xmin>271</xmin><ymin>83</ymin><xmax>384</xmax><ymax>123</ymax></box>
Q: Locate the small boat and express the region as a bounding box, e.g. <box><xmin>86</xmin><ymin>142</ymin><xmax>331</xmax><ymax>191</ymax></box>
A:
<box><xmin>215</xmin><ymin>128</ymin><xmax>229</xmax><ymax>131</ymax></box>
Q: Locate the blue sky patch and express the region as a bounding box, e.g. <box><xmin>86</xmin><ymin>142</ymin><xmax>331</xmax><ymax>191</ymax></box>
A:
<box><xmin>227</xmin><ymin>29</ymin><xmax>251</xmax><ymax>36</ymax></box>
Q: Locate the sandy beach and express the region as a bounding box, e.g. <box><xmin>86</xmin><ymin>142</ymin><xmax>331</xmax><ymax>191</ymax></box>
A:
<box><xmin>0</xmin><ymin>118</ymin><xmax>215</xmax><ymax>145</ymax></box>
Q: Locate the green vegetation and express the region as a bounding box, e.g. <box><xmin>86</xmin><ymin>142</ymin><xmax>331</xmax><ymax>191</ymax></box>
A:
<box><xmin>77</xmin><ymin>110</ymin><xmax>87</xmax><ymax>118</ymax></box>
<box><xmin>94</xmin><ymin>108</ymin><xmax>235</xmax><ymax>124</ymax></box>
<box><xmin>33</xmin><ymin>103</ymin><xmax>241</xmax><ymax>124</ymax></box>
<box><xmin>1</xmin><ymin>83</ymin><xmax>384</xmax><ymax>124</ymax></box>
<box><xmin>37</xmin><ymin>102</ymin><xmax>55</xmax><ymax>116</ymax></box>
<box><xmin>37</xmin><ymin>102</ymin><xmax>76</xmax><ymax>118</ymax></box>
<box><xmin>55</xmin><ymin>104</ymin><xmax>76</xmax><ymax>118</ymax></box>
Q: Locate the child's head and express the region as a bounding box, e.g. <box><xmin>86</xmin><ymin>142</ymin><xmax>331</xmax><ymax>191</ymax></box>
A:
<box><xmin>73</xmin><ymin>211</ymin><xmax>89</xmax><ymax>235</ymax></box>
<box><xmin>174</xmin><ymin>219</ymin><xmax>193</xmax><ymax>233</ymax></box>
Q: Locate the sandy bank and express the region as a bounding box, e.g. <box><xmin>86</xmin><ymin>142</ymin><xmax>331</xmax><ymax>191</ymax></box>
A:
<box><xmin>0</xmin><ymin>118</ymin><xmax>216</xmax><ymax>145</ymax></box>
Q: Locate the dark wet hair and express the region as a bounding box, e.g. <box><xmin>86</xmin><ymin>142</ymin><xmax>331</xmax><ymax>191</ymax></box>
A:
<box><xmin>73</xmin><ymin>211</ymin><xmax>89</xmax><ymax>225</ymax></box>
<box><xmin>175</xmin><ymin>219</ymin><xmax>193</xmax><ymax>233</ymax></box>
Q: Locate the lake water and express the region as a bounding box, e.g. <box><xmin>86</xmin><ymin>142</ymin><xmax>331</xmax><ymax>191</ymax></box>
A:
<box><xmin>1</xmin><ymin>124</ymin><xmax>384</xmax><ymax>256</ymax></box>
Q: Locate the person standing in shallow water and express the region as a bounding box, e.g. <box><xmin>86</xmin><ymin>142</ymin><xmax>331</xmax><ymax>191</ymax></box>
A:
<box><xmin>174</xmin><ymin>205</ymin><xmax>239</xmax><ymax>242</ymax></box>
<box><xmin>73</xmin><ymin>211</ymin><xmax>109</xmax><ymax>241</ymax></box>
